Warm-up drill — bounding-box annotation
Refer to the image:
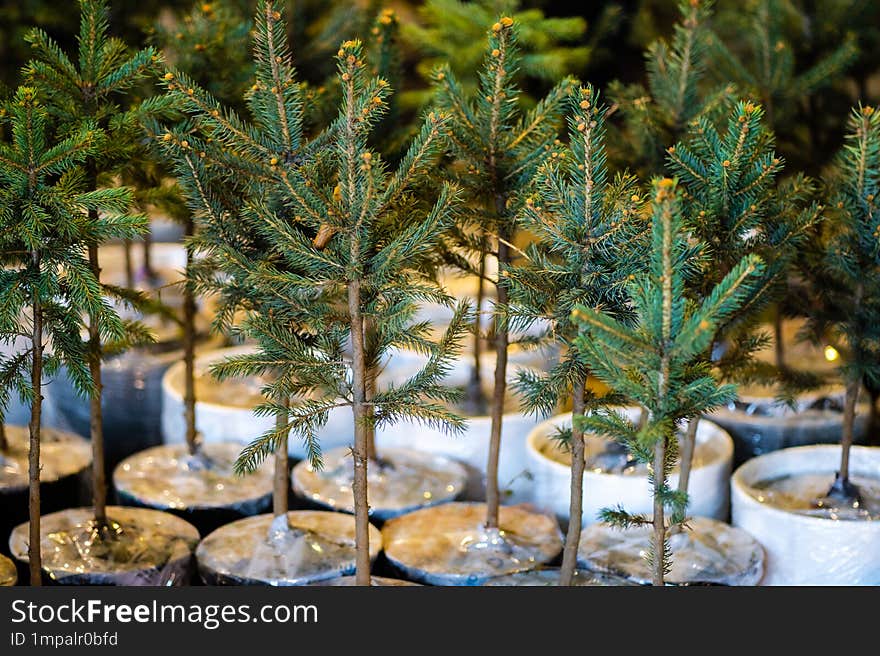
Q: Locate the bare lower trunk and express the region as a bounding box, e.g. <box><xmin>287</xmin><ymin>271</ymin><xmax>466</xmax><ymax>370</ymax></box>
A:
<box><xmin>87</xmin><ymin>243</ymin><xmax>107</xmax><ymax>527</ymax></box>
<box><xmin>0</xmin><ymin>420</ymin><xmax>7</xmax><ymax>452</ymax></box>
<box><xmin>652</xmin><ymin>437</ymin><xmax>667</xmax><ymax>587</ymax></box>
<box><xmin>485</xmin><ymin>237</ymin><xmax>510</xmax><ymax>530</ymax></box>
<box><xmin>348</xmin><ymin>278</ymin><xmax>371</xmax><ymax>586</ymax></box>
<box><xmin>869</xmin><ymin>389</ymin><xmax>879</xmax><ymax>448</ymax></box>
<box><xmin>676</xmin><ymin>416</ymin><xmax>699</xmax><ymax>498</ymax></box>
<box><xmin>273</xmin><ymin>398</ymin><xmax>289</xmax><ymax>518</ymax></box>
<box><xmin>183</xmin><ymin>219</ymin><xmax>198</xmax><ymax>455</ymax></box>
<box><xmin>839</xmin><ymin>379</ymin><xmax>861</xmax><ymax>483</ymax></box>
<box><xmin>774</xmin><ymin>310</ymin><xmax>785</xmax><ymax>372</ymax></box>
<box><xmin>123</xmin><ymin>239</ymin><xmax>134</xmax><ymax>289</ymax></box>
<box><xmin>467</xmin><ymin>253</ymin><xmax>486</xmax><ymax>410</ymax></box>
<box><xmin>559</xmin><ymin>380</ymin><xmax>587</xmax><ymax>585</ymax></box>
<box><xmin>364</xmin><ymin>317</ymin><xmax>377</xmax><ymax>461</ymax></box>
<box><xmin>143</xmin><ymin>230</ymin><xmax>155</xmax><ymax>280</ymax></box>
<box><xmin>28</xmin><ymin>254</ymin><xmax>44</xmax><ymax>586</ymax></box>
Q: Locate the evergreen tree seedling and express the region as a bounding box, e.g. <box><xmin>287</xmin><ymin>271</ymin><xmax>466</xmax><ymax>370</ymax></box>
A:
<box><xmin>24</xmin><ymin>0</ymin><xmax>160</xmax><ymax>527</ymax></box>
<box><xmin>813</xmin><ymin>104</ymin><xmax>880</xmax><ymax>504</ymax></box>
<box><xmin>665</xmin><ymin>99</ymin><xmax>819</xmax><ymax>499</ymax></box>
<box><xmin>157</xmin><ymin>1</ymin><xmax>470</xmax><ymax>585</ymax></box>
<box><xmin>573</xmin><ymin>177</ymin><xmax>765</xmax><ymax>585</ymax></box>
<box><xmin>432</xmin><ymin>16</ymin><xmax>572</xmax><ymax>532</ymax></box>
<box><xmin>0</xmin><ymin>87</ymin><xmax>146</xmax><ymax>584</ymax></box>
<box><xmin>506</xmin><ymin>83</ymin><xmax>649</xmax><ymax>584</ymax></box>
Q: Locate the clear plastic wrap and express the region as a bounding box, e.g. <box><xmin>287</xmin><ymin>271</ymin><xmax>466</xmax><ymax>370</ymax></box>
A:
<box><xmin>196</xmin><ymin>511</ymin><xmax>381</xmax><ymax>586</ymax></box>
<box><xmin>0</xmin><ymin>554</ymin><xmax>16</xmax><ymax>586</ymax></box>
<box><xmin>0</xmin><ymin>426</ymin><xmax>91</xmax><ymax>491</ymax></box>
<box><xmin>114</xmin><ymin>443</ymin><xmax>273</xmax><ymax>513</ymax></box>
<box><xmin>309</xmin><ymin>575</ymin><xmax>420</xmax><ymax>586</ymax></box>
<box><xmin>292</xmin><ymin>447</ymin><xmax>466</xmax><ymax>520</ymax></box>
<box><xmin>731</xmin><ymin>445</ymin><xmax>880</xmax><ymax>584</ymax></box>
<box><xmin>482</xmin><ymin>568</ymin><xmax>635</xmax><ymax>586</ymax></box>
<box><xmin>9</xmin><ymin>506</ymin><xmax>199</xmax><ymax>585</ymax></box>
<box><xmin>381</xmin><ymin>502</ymin><xmax>562</xmax><ymax>585</ymax></box>
<box><xmin>578</xmin><ymin>517</ymin><xmax>764</xmax><ymax>586</ymax></box>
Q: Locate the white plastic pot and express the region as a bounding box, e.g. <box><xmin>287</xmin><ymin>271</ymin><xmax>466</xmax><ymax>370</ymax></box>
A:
<box><xmin>375</xmin><ymin>352</ymin><xmax>545</xmax><ymax>503</ymax></box>
<box><xmin>161</xmin><ymin>345</ymin><xmax>354</xmax><ymax>459</ymax></box>
<box><xmin>731</xmin><ymin>444</ymin><xmax>880</xmax><ymax>585</ymax></box>
<box><xmin>525</xmin><ymin>409</ymin><xmax>734</xmax><ymax>524</ymax></box>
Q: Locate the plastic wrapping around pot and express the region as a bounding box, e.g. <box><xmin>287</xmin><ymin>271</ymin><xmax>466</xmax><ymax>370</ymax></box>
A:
<box><xmin>196</xmin><ymin>511</ymin><xmax>382</xmax><ymax>586</ymax></box>
<box><xmin>482</xmin><ymin>568</ymin><xmax>635</xmax><ymax>586</ymax></box>
<box><xmin>578</xmin><ymin>517</ymin><xmax>765</xmax><ymax>586</ymax></box>
<box><xmin>382</xmin><ymin>502</ymin><xmax>563</xmax><ymax>585</ymax></box>
<box><xmin>291</xmin><ymin>447</ymin><xmax>466</xmax><ymax>521</ymax></box>
<box><xmin>113</xmin><ymin>442</ymin><xmax>273</xmax><ymax>536</ymax></box>
<box><xmin>525</xmin><ymin>410</ymin><xmax>733</xmax><ymax>524</ymax></box>
<box><xmin>0</xmin><ymin>426</ymin><xmax>92</xmax><ymax>556</ymax></box>
<box><xmin>9</xmin><ymin>506</ymin><xmax>199</xmax><ymax>586</ymax></box>
<box><xmin>0</xmin><ymin>554</ymin><xmax>17</xmax><ymax>586</ymax></box>
<box><xmin>309</xmin><ymin>575</ymin><xmax>420</xmax><ymax>586</ymax></box>
<box><xmin>161</xmin><ymin>346</ymin><xmax>354</xmax><ymax>459</ymax></box>
<box><xmin>375</xmin><ymin>352</ymin><xmax>546</xmax><ymax>503</ymax></box>
<box><xmin>731</xmin><ymin>445</ymin><xmax>880</xmax><ymax>585</ymax></box>
<box><xmin>709</xmin><ymin>387</ymin><xmax>869</xmax><ymax>466</ymax></box>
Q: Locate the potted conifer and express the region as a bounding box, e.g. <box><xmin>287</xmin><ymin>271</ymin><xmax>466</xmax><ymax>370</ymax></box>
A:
<box><xmin>160</xmin><ymin>2</ymin><xmax>468</xmax><ymax>585</ymax></box>
<box><xmin>573</xmin><ymin>178</ymin><xmax>765</xmax><ymax>586</ymax></box>
<box><xmin>2</xmin><ymin>85</ymin><xmax>199</xmax><ymax>586</ymax></box>
<box><xmin>24</xmin><ymin>0</ymin><xmax>188</xmax><ymax>471</ymax></box>
<box><xmin>732</xmin><ymin>105</ymin><xmax>880</xmax><ymax>585</ymax></box>
<box><xmin>380</xmin><ymin>17</ymin><xmax>565</xmax><ymax>585</ymax></box>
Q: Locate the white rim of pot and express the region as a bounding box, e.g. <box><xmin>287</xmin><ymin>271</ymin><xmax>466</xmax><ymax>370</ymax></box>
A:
<box><xmin>162</xmin><ymin>344</ymin><xmax>264</xmax><ymax>413</ymax></box>
<box><xmin>731</xmin><ymin>444</ymin><xmax>880</xmax><ymax>532</ymax></box>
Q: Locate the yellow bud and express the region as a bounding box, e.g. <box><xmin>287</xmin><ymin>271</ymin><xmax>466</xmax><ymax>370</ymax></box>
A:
<box><xmin>270</xmin><ymin>157</ymin><xmax>278</xmax><ymax>165</ymax></box>
<box><xmin>163</xmin><ymin>72</ymin><xmax>174</xmax><ymax>80</ymax></box>
<box><xmin>500</xmin><ymin>16</ymin><xmax>513</xmax><ymax>27</ymax></box>
<box><xmin>492</xmin><ymin>22</ymin><xmax>502</xmax><ymax>32</ymax></box>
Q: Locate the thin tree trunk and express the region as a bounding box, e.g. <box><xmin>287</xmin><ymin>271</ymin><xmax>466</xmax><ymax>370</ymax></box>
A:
<box><xmin>87</xmin><ymin>242</ymin><xmax>107</xmax><ymax>527</ymax></box>
<box><xmin>28</xmin><ymin>251</ymin><xmax>44</xmax><ymax>587</ymax></box>
<box><xmin>676</xmin><ymin>416</ymin><xmax>700</xmax><ymax>498</ymax></box>
<box><xmin>652</xmin><ymin>436</ymin><xmax>667</xmax><ymax>587</ymax></box>
<box><xmin>348</xmin><ymin>278</ymin><xmax>371</xmax><ymax>586</ymax></box>
<box><xmin>838</xmin><ymin>378</ymin><xmax>860</xmax><ymax>483</ymax></box>
<box><xmin>467</xmin><ymin>252</ymin><xmax>486</xmax><ymax>410</ymax></box>
<box><xmin>774</xmin><ymin>310</ymin><xmax>785</xmax><ymax>372</ymax></box>
<box><xmin>143</xmin><ymin>230</ymin><xmax>155</xmax><ymax>280</ymax></box>
<box><xmin>559</xmin><ymin>380</ymin><xmax>587</xmax><ymax>586</ymax></box>
<box><xmin>182</xmin><ymin>218</ymin><xmax>198</xmax><ymax>455</ymax></box>
<box><xmin>485</xmin><ymin>236</ymin><xmax>510</xmax><ymax>530</ymax></box>
<box><xmin>123</xmin><ymin>239</ymin><xmax>134</xmax><ymax>289</ymax></box>
<box><xmin>363</xmin><ymin>317</ymin><xmax>377</xmax><ymax>462</ymax></box>
<box><xmin>273</xmin><ymin>397</ymin><xmax>289</xmax><ymax>519</ymax></box>
<box><xmin>0</xmin><ymin>419</ymin><xmax>7</xmax><ymax>452</ymax></box>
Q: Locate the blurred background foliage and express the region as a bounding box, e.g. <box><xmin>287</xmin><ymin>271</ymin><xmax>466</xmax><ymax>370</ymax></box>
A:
<box><xmin>1</xmin><ymin>0</ymin><xmax>877</xmax><ymax>171</ymax></box>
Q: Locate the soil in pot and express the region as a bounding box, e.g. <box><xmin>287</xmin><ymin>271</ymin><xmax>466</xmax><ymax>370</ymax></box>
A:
<box><xmin>113</xmin><ymin>442</ymin><xmax>273</xmax><ymax>536</ymax></box>
<box><xmin>381</xmin><ymin>502</ymin><xmax>562</xmax><ymax>585</ymax></box>
<box><xmin>9</xmin><ymin>506</ymin><xmax>199</xmax><ymax>585</ymax></box>
<box><xmin>291</xmin><ymin>447</ymin><xmax>466</xmax><ymax>522</ymax></box>
<box><xmin>196</xmin><ymin>511</ymin><xmax>381</xmax><ymax>586</ymax></box>
<box><xmin>0</xmin><ymin>426</ymin><xmax>91</xmax><ymax>556</ymax></box>
<box><xmin>0</xmin><ymin>554</ymin><xmax>16</xmax><ymax>586</ymax></box>
<box><xmin>577</xmin><ymin>516</ymin><xmax>764</xmax><ymax>586</ymax></box>
<box><xmin>745</xmin><ymin>471</ymin><xmax>880</xmax><ymax>520</ymax></box>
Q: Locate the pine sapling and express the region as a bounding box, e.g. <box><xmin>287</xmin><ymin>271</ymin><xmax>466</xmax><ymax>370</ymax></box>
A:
<box><xmin>664</xmin><ymin>100</ymin><xmax>818</xmax><ymax>498</ymax></box>
<box><xmin>24</xmin><ymin>0</ymin><xmax>158</xmax><ymax>527</ymax></box>
<box><xmin>573</xmin><ymin>178</ymin><xmax>765</xmax><ymax>584</ymax></box>
<box><xmin>433</xmin><ymin>16</ymin><xmax>572</xmax><ymax>527</ymax></box>
<box><xmin>0</xmin><ymin>87</ymin><xmax>145</xmax><ymax>584</ymax></box>
<box><xmin>506</xmin><ymin>83</ymin><xmax>649</xmax><ymax>584</ymax></box>
<box><xmin>818</xmin><ymin>105</ymin><xmax>880</xmax><ymax>502</ymax></box>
